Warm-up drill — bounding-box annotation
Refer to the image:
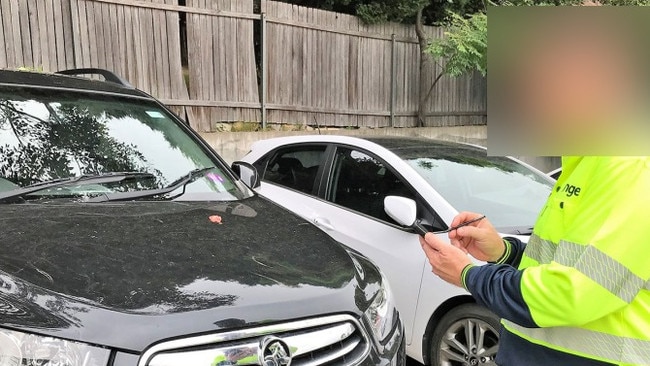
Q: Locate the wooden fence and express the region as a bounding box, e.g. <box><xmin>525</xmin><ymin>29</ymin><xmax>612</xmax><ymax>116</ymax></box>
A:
<box><xmin>0</xmin><ymin>0</ymin><xmax>487</xmax><ymax>131</ymax></box>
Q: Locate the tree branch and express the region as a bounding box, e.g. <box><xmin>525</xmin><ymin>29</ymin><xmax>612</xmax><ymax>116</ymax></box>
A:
<box><xmin>424</xmin><ymin>72</ymin><xmax>445</xmax><ymax>107</ymax></box>
<box><xmin>1</xmin><ymin>102</ymin><xmax>26</xmax><ymax>148</ymax></box>
<box><xmin>6</xmin><ymin>117</ymin><xmax>25</xmax><ymax>148</ymax></box>
<box><xmin>415</xmin><ymin>7</ymin><xmax>427</xmax><ymax>50</ymax></box>
<box><xmin>415</xmin><ymin>5</ymin><xmax>428</xmax><ymax>127</ymax></box>
<box><xmin>2</xmin><ymin>102</ymin><xmax>51</xmax><ymax>126</ymax></box>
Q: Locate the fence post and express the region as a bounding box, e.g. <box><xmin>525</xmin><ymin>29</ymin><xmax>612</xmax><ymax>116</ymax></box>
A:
<box><xmin>260</xmin><ymin>12</ymin><xmax>267</xmax><ymax>130</ymax></box>
<box><xmin>390</xmin><ymin>34</ymin><xmax>396</xmax><ymax>128</ymax></box>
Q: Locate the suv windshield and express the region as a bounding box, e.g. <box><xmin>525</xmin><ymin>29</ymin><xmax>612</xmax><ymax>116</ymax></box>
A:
<box><xmin>0</xmin><ymin>86</ymin><xmax>247</xmax><ymax>202</ymax></box>
<box><xmin>400</xmin><ymin>145</ymin><xmax>554</xmax><ymax>234</ymax></box>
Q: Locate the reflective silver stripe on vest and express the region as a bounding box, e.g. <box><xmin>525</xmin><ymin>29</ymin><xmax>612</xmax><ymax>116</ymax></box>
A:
<box><xmin>503</xmin><ymin>320</ymin><xmax>650</xmax><ymax>364</ymax></box>
<box><xmin>524</xmin><ymin>234</ymin><xmax>556</xmax><ymax>264</ymax></box>
<box><xmin>556</xmin><ymin>241</ymin><xmax>646</xmax><ymax>303</ymax></box>
<box><xmin>525</xmin><ymin>235</ymin><xmax>648</xmax><ymax>303</ymax></box>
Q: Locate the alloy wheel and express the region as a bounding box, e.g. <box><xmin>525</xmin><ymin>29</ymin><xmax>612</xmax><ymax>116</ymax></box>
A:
<box><xmin>438</xmin><ymin>317</ymin><xmax>499</xmax><ymax>366</ymax></box>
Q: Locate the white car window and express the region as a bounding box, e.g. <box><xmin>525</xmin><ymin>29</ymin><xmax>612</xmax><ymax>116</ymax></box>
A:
<box><xmin>262</xmin><ymin>146</ymin><xmax>327</xmax><ymax>194</ymax></box>
<box><xmin>327</xmin><ymin>147</ymin><xmax>415</xmax><ymax>224</ymax></box>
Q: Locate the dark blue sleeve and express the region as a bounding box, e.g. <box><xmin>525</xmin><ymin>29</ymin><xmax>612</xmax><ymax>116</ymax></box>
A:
<box><xmin>490</xmin><ymin>236</ymin><xmax>526</xmax><ymax>267</ymax></box>
<box><xmin>465</xmin><ymin>264</ymin><xmax>539</xmax><ymax>328</ymax></box>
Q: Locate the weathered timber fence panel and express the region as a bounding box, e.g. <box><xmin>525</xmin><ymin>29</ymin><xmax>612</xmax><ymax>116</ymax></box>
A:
<box><xmin>184</xmin><ymin>0</ymin><xmax>260</xmax><ymax>132</ymax></box>
<box><xmin>0</xmin><ymin>0</ymin><xmax>75</xmax><ymax>71</ymax></box>
<box><xmin>0</xmin><ymin>0</ymin><xmax>486</xmax><ymax>130</ymax></box>
<box><xmin>69</xmin><ymin>0</ymin><xmax>189</xmax><ymax>119</ymax></box>
<box><xmin>264</xmin><ymin>1</ymin><xmax>397</xmax><ymax>127</ymax></box>
<box><xmin>262</xmin><ymin>0</ymin><xmax>486</xmax><ymax>128</ymax></box>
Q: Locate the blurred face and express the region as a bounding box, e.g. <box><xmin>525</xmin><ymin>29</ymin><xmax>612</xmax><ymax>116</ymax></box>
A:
<box><xmin>516</xmin><ymin>20</ymin><xmax>644</xmax><ymax>137</ymax></box>
<box><xmin>488</xmin><ymin>8</ymin><xmax>650</xmax><ymax>155</ymax></box>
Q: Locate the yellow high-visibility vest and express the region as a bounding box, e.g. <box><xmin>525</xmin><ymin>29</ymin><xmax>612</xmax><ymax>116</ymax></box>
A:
<box><xmin>503</xmin><ymin>156</ymin><xmax>650</xmax><ymax>365</ymax></box>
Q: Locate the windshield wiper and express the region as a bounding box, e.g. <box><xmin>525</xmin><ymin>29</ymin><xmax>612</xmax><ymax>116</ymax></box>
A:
<box><xmin>86</xmin><ymin>167</ymin><xmax>215</xmax><ymax>203</ymax></box>
<box><xmin>0</xmin><ymin>172</ymin><xmax>156</xmax><ymax>203</ymax></box>
<box><xmin>508</xmin><ymin>227</ymin><xmax>534</xmax><ymax>235</ymax></box>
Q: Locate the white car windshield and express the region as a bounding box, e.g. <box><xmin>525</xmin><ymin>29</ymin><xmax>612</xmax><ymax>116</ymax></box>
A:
<box><xmin>402</xmin><ymin>146</ymin><xmax>554</xmax><ymax>234</ymax></box>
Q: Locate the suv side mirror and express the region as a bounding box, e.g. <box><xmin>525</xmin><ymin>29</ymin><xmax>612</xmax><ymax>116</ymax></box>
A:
<box><xmin>231</xmin><ymin>161</ymin><xmax>260</xmax><ymax>189</ymax></box>
<box><xmin>384</xmin><ymin>196</ymin><xmax>429</xmax><ymax>237</ymax></box>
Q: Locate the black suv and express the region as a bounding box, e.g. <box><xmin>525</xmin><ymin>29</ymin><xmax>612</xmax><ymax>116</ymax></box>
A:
<box><xmin>0</xmin><ymin>69</ymin><xmax>405</xmax><ymax>366</ymax></box>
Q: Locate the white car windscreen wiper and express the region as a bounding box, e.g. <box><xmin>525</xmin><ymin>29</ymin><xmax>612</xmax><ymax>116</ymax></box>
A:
<box><xmin>0</xmin><ymin>172</ymin><xmax>156</xmax><ymax>203</ymax></box>
<box><xmin>501</xmin><ymin>226</ymin><xmax>534</xmax><ymax>235</ymax></box>
<box><xmin>85</xmin><ymin>167</ymin><xmax>215</xmax><ymax>203</ymax></box>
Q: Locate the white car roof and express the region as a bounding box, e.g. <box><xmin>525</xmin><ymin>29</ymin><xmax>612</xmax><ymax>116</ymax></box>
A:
<box><xmin>249</xmin><ymin>134</ymin><xmax>484</xmax><ymax>154</ymax></box>
<box><xmin>244</xmin><ymin>134</ymin><xmax>551</xmax><ymax>184</ymax></box>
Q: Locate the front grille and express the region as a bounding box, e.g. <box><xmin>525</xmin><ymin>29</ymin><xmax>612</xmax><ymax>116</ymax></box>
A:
<box><xmin>140</xmin><ymin>314</ymin><xmax>370</xmax><ymax>366</ymax></box>
<box><xmin>283</xmin><ymin>322</ymin><xmax>366</xmax><ymax>365</ymax></box>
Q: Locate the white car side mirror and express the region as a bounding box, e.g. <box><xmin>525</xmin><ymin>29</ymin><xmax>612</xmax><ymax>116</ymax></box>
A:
<box><xmin>384</xmin><ymin>196</ymin><xmax>429</xmax><ymax>236</ymax></box>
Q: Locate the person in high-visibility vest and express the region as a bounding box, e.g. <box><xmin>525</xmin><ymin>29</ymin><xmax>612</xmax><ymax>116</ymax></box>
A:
<box><xmin>420</xmin><ymin>156</ymin><xmax>650</xmax><ymax>365</ymax></box>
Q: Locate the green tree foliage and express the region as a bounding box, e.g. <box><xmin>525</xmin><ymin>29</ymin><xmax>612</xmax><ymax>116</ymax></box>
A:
<box><xmin>427</xmin><ymin>10</ymin><xmax>487</xmax><ymax>77</ymax></box>
<box><xmin>273</xmin><ymin>0</ymin><xmax>486</xmax><ymax>25</ymax></box>
<box><xmin>354</xmin><ymin>0</ymin><xmax>429</xmax><ymax>24</ymax></box>
<box><xmin>497</xmin><ymin>0</ymin><xmax>650</xmax><ymax>4</ymax></box>
<box><xmin>427</xmin><ymin>0</ymin><xmax>650</xmax><ymax>80</ymax></box>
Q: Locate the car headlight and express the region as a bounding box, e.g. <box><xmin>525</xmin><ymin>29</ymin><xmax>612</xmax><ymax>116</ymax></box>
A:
<box><xmin>363</xmin><ymin>277</ymin><xmax>398</xmax><ymax>343</ymax></box>
<box><xmin>0</xmin><ymin>328</ymin><xmax>110</xmax><ymax>366</ymax></box>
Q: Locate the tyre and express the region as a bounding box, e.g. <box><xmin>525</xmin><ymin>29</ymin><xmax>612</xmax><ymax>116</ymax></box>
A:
<box><xmin>429</xmin><ymin>303</ymin><xmax>501</xmax><ymax>366</ymax></box>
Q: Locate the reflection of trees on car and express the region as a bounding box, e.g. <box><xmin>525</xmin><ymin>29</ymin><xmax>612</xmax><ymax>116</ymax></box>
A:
<box><xmin>416</xmin><ymin>160</ymin><xmax>437</xmax><ymax>170</ymax></box>
<box><xmin>408</xmin><ymin>147</ymin><xmax>518</xmax><ymax>174</ymax></box>
<box><xmin>0</xmin><ymin>199</ymin><xmax>355</xmax><ymax>317</ymax></box>
<box><xmin>0</xmin><ymin>271</ymin><xmax>91</xmax><ymax>330</ymax></box>
<box><xmin>211</xmin><ymin>347</ymin><xmax>257</xmax><ymax>366</ymax></box>
<box><xmin>0</xmin><ymin>98</ymin><xmax>162</xmax><ymax>188</ymax></box>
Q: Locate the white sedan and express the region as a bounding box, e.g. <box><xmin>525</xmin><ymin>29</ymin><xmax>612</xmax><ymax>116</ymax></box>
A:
<box><xmin>237</xmin><ymin>135</ymin><xmax>555</xmax><ymax>366</ymax></box>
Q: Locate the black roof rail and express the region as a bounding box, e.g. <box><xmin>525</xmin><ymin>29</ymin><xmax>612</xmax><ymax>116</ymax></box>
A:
<box><xmin>56</xmin><ymin>68</ymin><xmax>134</xmax><ymax>88</ymax></box>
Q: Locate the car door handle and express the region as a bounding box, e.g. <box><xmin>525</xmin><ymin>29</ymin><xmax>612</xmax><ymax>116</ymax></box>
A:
<box><xmin>313</xmin><ymin>217</ymin><xmax>335</xmax><ymax>231</ymax></box>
